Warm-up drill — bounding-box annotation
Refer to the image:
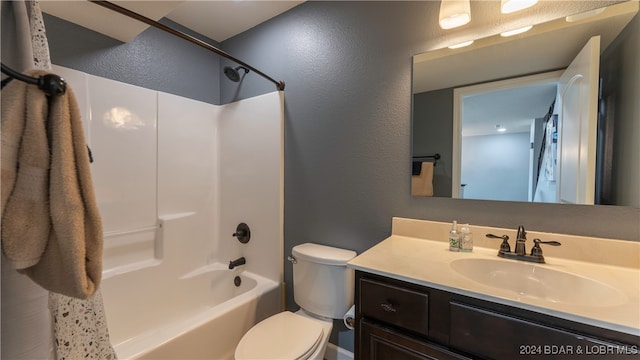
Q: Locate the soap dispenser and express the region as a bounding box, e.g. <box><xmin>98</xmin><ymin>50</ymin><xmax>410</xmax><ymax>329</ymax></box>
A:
<box><xmin>449</xmin><ymin>221</ymin><xmax>459</xmax><ymax>251</ymax></box>
<box><xmin>459</xmin><ymin>224</ymin><xmax>473</xmax><ymax>252</ymax></box>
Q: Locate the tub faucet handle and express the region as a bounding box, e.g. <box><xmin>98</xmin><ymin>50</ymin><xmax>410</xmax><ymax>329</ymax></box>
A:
<box><xmin>232</xmin><ymin>223</ymin><xmax>251</xmax><ymax>243</ymax></box>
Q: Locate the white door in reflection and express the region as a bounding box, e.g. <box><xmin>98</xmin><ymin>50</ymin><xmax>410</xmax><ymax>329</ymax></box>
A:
<box><xmin>557</xmin><ymin>36</ymin><xmax>601</xmax><ymax>205</ymax></box>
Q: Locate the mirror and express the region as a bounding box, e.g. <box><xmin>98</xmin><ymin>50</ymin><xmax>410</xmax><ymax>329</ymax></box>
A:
<box><xmin>411</xmin><ymin>1</ymin><xmax>639</xmax><ymax>206</ymax></box>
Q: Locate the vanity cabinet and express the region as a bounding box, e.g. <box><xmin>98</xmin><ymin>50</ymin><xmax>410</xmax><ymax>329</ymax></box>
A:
<box><xmin>355</xmin><ymin>271</ymin><xmax>639</xmax><ymax>360</ymax></box>
<box><xmin>360</xmin><ymin>319</ymin><xmax>469</xmax><ymax>360</ymax></box>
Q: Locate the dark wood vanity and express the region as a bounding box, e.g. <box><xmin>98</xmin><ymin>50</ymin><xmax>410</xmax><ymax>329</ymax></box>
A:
<box><xmin>354</xmin><ymin>271</ymin><xmax>640</xmax><ymax>360</ymax></box>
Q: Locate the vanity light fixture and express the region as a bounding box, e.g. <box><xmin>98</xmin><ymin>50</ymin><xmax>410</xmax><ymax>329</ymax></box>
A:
<box><xmin>439</xmin><ymin>0</ymin><xmax>471</xmax><ymax>29</ymax></box>
<box><xmin>565</xmin><ymin>7</ymin><xmax>606</xmax><ymax>23</ymax></box>
<box><xmin>448</xmin><ymin>40</ymin><xmax>474</xmax><ymax>49</ymax></box>
<box><xmin>500</xmin><ymin>25</ymin><xmax>533</xmax><ymax>37</ymax></box>
<box><xmin>501</xmin><ymin>0</ymin><xmax>538</xmax><ymax>14</ymax></box>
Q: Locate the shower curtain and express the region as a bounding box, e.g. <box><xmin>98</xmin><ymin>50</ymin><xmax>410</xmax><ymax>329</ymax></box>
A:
<box><xmin>1</xmin><ymin>1</ymin><xmax>117</xmax><ymax>359</ymax></box>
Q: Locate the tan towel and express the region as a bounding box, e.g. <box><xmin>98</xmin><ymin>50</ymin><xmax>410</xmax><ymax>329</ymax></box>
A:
<box><xmin>1</xmin><ymin>69</ymin><xmax>103</xmax><ymax>299</ymax></box>
<box><xmin>1</xmin><ymin>71</ymin><xmax>50</xmax><ymax>267</ymax></box>
<box><xmin>411</xmin><ymin>162</ymin><xmax>434</xmax><ymax>197</ymax></box>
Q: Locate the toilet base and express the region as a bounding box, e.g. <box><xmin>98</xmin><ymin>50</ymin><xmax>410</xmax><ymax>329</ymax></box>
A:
<box><xmin>293</xmin><ymin>309</ymin><xmax>333</xmax><ymax>360</ymax></box>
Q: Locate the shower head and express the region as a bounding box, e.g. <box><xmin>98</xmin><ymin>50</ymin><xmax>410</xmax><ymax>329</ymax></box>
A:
<box><xmin>223</xmin><ymin>66</ymin><xmax>249</xmax><ymax>82</ymax></box>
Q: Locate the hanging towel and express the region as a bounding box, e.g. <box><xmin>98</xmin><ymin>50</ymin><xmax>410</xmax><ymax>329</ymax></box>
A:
<box><xmin>411</xmin><ymin>161</ymin><xmax>434</xmax><ymax>197</ymax></box>
<box><xmin>1</xmin><ymin>69</ymin><xmax>104</xmax><ymax>299</ymax></box>
<box><xmin>1</xmin><ymin>70</ymin><xmax>50</xmax><ymax>267</ymax></box>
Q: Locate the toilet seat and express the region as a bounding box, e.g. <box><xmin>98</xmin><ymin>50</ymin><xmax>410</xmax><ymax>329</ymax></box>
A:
<box><xmin>235</xmin><ymin>311</ymin><xmax>324</xmax><ymax>360</ymax></box>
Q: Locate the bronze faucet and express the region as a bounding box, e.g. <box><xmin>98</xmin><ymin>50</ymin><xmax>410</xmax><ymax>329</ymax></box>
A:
<box><xmin>515</xmin><ymin>225</ymin><xmax>527</xmax><ymax>256</ymax></box>
<box><xmin>486</xmin><ymin>226</ymin><xmax>561</xmax><ymax>264</ymax></box>
<box><xmin>229</xmin><ymin>257</ymin><xmax>246</xmax><ymax>269</ymax></box>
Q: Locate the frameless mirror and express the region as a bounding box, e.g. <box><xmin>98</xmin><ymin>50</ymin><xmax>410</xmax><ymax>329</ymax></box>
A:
<box><xmin>411</xmin><ymin>1</ymin><xmax>639</xmax><ymax>206</ymax></box>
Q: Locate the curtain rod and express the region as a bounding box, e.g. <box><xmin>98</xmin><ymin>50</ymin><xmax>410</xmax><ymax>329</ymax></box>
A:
<box><xmin>88</xmin><ymin>0</ymin><xmax>285</xmax><ymax>91</ymax></box>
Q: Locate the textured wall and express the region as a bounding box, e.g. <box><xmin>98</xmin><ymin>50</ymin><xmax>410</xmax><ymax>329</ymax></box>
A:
<box><xmin>218</xmin><ymin>1</ymin><xmax>638</xmax><ymax>246</ymax></box>
<box><xmin>43</xmin><ymin>1</ymin><xmax>640</xmax><ymax>353</ymax></box>
<box><xmin>44</xmin><ymin>13</ymin><xmax>222</xmax><ymax>105</ymax></box>
<box><xmin>413</xmin><ymin>88</ymin><xmax>454</xmax><ymax>197</ymax></box>
<box><xmin>601</xmin><ymin>13</ymin><xmax>640</xmax><ymax>207</ymax></box>
<box><xmin>218</xmin><ymin>2</ymin><xmax>639</xmax><ymax>351</ymax></box>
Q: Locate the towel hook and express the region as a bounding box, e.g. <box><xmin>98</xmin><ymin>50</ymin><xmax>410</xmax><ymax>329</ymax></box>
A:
<box><xmin>1</xmin><ymin>63</ymin><xmax>66</xmax><ymax>96</ymax></box>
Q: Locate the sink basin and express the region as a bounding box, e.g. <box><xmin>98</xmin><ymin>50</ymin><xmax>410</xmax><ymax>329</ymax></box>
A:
<box><xmin>450</xmin><ymin>258</ymin><xmax>627</xmax><ymax>307</ymax></box>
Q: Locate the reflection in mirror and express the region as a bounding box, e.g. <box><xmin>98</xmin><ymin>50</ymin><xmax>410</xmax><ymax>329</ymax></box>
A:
<box><xmin>454</xmin><ymin>71</ymin><xmax>560</xmax><ymax>202</ymax></box>
<box><xmin>412</xmin><ymin>1</ymin><xmax>639</xmax><ymax>207</ymax></box>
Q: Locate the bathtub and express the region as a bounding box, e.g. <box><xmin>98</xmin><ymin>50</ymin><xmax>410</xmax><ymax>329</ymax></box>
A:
<box><xmin>101</xmin><ymin>264</ymin><xmax>281</xmax><ymax>359</ymax></box>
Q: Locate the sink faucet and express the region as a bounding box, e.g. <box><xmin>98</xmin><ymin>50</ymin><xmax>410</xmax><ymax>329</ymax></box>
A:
<box><xmin>514</xmin><ymin>225</ymin><xmax>527</xmax><ymax>256</ymax></box>
<box><xmin>486</xmin><ymin>226</ymin><xmax>561</xmax><ymax>264</ymax></box>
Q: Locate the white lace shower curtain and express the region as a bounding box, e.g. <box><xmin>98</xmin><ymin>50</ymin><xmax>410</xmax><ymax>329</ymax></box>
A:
<box><xmin>1</xmin><ymin>1</ymin><xmax>117</xmax><ymax>359</ymax></box>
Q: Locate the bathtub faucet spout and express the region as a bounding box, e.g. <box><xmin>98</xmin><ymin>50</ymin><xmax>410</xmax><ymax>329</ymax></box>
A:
<box><xmin>228</xmin><ymin>257</ymin><xmax>246</xmax><ymax>269</ymax></box>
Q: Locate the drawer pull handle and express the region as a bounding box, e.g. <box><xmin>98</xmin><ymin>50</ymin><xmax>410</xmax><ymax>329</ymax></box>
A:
<box><xmin>380</xmin><ymin>303</ymin><xmax>397</xmax><ymax>312</ymax></box>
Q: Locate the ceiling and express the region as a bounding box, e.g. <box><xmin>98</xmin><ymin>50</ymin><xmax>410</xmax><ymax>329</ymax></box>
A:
<box><xmin>413</xmin><ymin>1</ymin><xmax>638</xmax><ymax>137</ymax></box>
<box><xmin>413</xmin><ymin>1</ymin><xmax>636</xmax><ymax>94</ymax></box>
<box><xmin>39</xmin><ymin>0</ymin><xmax>304</xmax><ymax>43</ymax></box>
<box><xmin>462</xmin><ymin>81</ymin><xmax>558</xmax><ymax>137</ymax></box>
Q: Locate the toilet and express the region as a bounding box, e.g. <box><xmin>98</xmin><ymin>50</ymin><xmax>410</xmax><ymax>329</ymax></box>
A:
<box><xmin>234</xmin><ymin>243</ymin><xmax>357</xmax><ymax>360</ymax></box>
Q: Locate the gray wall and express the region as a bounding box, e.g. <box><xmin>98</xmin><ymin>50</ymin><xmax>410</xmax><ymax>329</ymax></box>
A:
<box><xmin>219</xmin><ymin>2</ymin><xmax>639</xmax><ymax>351</ymax></box>
<box><xmin>42</xmin><ymin>1</ymin><xmax>640</xmax><ymax>353</ymax></box>
<box><xmin>413</xmin><ymin>88</ymin><xmax>453</xmax><ymax>197</ymax></box>
<box><xmin>600</xmin><ymin>13</ymin><xmax>640</xmax><ymax>207</ymax></box>
<box><xmin>44</xmin><ymin>13</ymin><xmax>222</xmax><ymax>105</ymax></box>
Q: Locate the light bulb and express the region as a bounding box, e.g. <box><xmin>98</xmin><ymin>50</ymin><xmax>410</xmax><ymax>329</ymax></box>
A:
<box><xmin>448</xmin><ymin>40</ymin><xmax>474</xmax><ymax>49</ymax></box>
<box><xmin>501</xmin><ymin>0</ymin><xmax>538</xmax><ymax>14</ymax></box>
<box><xmin>500</xmin><ymin>25</ymin><xmax>533</xmax><ymax>37</ymax></box>
<box><xmin>439</xmin><ymin>0</ymin><xmax>471</xmax><ymax>29</ymax></box>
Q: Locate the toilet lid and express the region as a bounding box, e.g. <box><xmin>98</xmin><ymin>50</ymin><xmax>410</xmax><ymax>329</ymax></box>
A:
<box><xmin>235</xmin><ymin>311</ymin><xmax>324</xmax><ymax>360</ymax></box>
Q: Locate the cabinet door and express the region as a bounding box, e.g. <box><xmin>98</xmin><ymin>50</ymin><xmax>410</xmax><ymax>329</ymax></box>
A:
<box><xmin>450</xmin><ymin>302</ymin><xmax>639</xmax><ymax>359</ymax></box>
<box><xmin>360</xmin><ymin>319</ymin><xmax>470</xmax><ymax>360</ymax></box>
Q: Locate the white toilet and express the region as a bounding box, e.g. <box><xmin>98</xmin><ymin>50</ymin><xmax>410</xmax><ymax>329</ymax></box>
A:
<box><xmin>234</xmin><ymin>243</ymin><xmax>357</xmax><ymax>360</ymax></box>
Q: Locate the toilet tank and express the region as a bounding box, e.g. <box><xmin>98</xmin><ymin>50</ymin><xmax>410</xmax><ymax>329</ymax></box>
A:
<box><xmin>292</xmin><ymin>243</ymin><xmax>357</xmax><ymax>319</ymax></box>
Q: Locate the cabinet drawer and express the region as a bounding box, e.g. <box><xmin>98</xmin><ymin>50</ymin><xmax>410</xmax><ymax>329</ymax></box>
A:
<box><xmin>359</xmin><ymin>278</ymin><xmax>429</xmax><ymax>337</ymax></box>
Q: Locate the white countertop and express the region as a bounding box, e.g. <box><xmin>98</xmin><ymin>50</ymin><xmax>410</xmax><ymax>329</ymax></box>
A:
<box><xmin>348</xmin><ymin>233</ymin><xmax>640</xmax><ymax>336</ymax></box>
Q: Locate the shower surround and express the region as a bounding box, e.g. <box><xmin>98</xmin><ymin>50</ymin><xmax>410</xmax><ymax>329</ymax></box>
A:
<box><xmin>53</xmin><ymin>65</ymin><xmax>284</xmax><ymax>358</ymax></box>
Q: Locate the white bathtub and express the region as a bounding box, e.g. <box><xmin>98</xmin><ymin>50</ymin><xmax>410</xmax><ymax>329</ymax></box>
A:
<box><xmin>101</xmin><ymin>264</ymin><xmax>281</xmax><ymax>359</ymax></box>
